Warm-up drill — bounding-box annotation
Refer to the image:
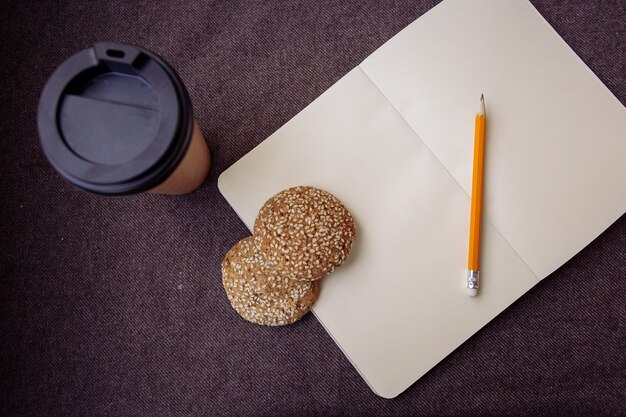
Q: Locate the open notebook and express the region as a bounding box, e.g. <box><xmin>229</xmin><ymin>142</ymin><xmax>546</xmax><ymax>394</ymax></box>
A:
<box><xmin>218</xmin><ymin>0</ymin><xmax>626</xmax><ymax>398</ymax></box>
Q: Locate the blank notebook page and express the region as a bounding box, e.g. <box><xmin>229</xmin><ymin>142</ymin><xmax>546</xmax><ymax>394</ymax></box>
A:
<box><xmin>361</xmin><ymin>0</ymin><xmax>626</xmax><ymax>279</ymax></box>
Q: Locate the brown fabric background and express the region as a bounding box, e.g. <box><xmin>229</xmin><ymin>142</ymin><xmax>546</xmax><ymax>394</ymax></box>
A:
<box><xmin>1</xmin><ymin>1</ymin><xmax>625</xmax><ymax>416</ymax></box>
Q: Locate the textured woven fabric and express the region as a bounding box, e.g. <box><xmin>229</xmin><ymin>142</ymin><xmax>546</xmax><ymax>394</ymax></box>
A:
<box><xmin>0</xmin><ymin>1</ymin><xmax>624</xmax><ymax>416</ymax></box>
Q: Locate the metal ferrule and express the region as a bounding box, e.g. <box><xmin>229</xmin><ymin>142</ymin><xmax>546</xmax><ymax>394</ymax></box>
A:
<box><xmin>467</xmin><ymin>270</ymin><xmax>480</xmax><ymax>289</ymax></box>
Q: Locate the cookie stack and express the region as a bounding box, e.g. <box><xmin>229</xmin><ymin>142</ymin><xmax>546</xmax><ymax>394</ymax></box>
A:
<box><xmin>221</xmin><ymin>186</ymin><xmax>356</xmax><ymax>326</ymax></box>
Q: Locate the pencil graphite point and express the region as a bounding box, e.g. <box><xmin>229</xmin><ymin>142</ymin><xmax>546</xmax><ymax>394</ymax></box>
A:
<box><xmin>478</xmin><ymin>94</ymin><xmax>486</xmax><ymax>116</ymax></box>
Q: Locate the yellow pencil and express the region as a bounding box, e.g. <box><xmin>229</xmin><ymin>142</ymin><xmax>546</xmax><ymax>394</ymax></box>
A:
<box><xmin>467</xmin><ymin>94</ymin><xmax>486</xmax><ymax>296</ymax></box>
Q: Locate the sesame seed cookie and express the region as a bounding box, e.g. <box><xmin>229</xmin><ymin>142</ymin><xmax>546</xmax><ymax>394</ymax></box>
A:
<box><xmin>221</xmin><ymin>237</ymin><xmax>320</xmax><ymax>326</ymax></box>
<box><xmin>253</xmin><ymin>186</ymin><xmax>356</xmax><ymax>281</ymax></box>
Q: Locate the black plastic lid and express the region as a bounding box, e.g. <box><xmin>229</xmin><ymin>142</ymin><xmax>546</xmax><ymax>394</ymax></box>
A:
<box><xmin>38</xmin><ymin>42</ymin><xmax>193</xmax><ymax>195</ymax></box>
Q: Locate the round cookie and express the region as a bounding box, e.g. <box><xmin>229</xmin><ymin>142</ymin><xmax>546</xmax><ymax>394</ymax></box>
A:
<box><xmin>221</xmin><ymin>237</ymin><xmax>319</xmax><ymax>326</ymax></box>
<box><xmin>253</xmin><ymin>186</ymin><xmax>356</xmax><ymax>281</ymax></box>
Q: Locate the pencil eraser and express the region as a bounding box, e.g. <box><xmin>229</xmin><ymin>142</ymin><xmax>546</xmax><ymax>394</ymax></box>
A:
<box><xmin>467</xmin><ymin>288</ymin><xmax>478</xmax><ymax>297</ymax></box>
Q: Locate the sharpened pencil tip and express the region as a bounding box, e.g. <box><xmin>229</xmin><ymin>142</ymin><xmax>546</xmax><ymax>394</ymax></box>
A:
<box><xmin>478</xmin><ymin>94</ymin><xmax>485</xmax><ymax>116</ymax></box>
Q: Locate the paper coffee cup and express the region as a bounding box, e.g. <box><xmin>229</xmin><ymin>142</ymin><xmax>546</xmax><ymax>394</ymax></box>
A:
<box><xmin>37</xmin><ymin>42</ymin><xmax>210</xmax><ymax>195</ymax></box>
